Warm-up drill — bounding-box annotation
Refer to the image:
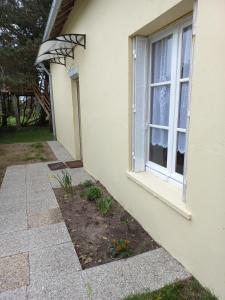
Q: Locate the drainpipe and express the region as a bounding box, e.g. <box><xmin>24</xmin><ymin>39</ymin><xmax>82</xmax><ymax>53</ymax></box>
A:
<box><xmin>43</xmin><ymin>0</ymin><xmax>63</xmax><ymax>41</ymax></box>
<box><xmin>39</xmin><ymin>63</ymin><xmax>56</xmax><ymax>139</ymax></box>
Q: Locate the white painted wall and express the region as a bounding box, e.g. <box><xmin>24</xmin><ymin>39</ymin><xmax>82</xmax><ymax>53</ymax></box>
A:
<box><xmin>50</xmin><ymin>0</ymin><xmax>225</xmax><ymax>298</ymax></box>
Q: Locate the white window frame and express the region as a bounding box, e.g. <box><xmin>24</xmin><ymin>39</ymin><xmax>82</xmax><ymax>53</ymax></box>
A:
<box><xmin>144</xmin><ymin>16</ymin><xmax>193</xmax><ymax>185</ymax></box>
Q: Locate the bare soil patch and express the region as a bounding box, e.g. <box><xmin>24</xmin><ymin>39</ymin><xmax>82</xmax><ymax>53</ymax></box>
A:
<box><xmin>0</xmin><ymin>142</ymin><xmax>56</xmax><ymax>186</ymax></box>
<box><xmin>54</xmin><ymin>182</ymin><xmax>159</xmax><ymax>269</ymax></box>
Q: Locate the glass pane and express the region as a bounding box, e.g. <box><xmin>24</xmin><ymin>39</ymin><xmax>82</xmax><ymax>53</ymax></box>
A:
<box><xmin>149</xmin><ymin>128</ymin><xmax>168</xmax><ymax>168</ymax></box>
<box><xmin>178</xmin><ymin>82</ymin><xmax>189</xmax><ymax>129</ymax></box>
<box><xmin>181</xmin><ymin>25</ymin><xmax>192</xmax><ymax>78</ymax></box>
<box><xmin>151</xmin><ymin>35</ymin><xmax>173</xmax><ymax>83</ymax></box>
<box><xmin>151</xmin><ymin>86</ymin><xmax>170</xmax><ymax>126</ymax></box>
<box><xmin>176</xmin><ymin>132</ymin><xmax>186</xmax><ymax>175</ymax></box>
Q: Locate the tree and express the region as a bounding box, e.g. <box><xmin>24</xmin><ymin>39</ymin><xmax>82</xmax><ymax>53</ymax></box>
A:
<box><xmin>0</xmin><ymin>0</ymin><xmax>52</xmax><ymax>94</ymax></box>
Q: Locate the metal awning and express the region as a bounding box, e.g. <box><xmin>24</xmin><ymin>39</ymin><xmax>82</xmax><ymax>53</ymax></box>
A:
<box><xmin>35</xmin><ymin>34</ymin><xmax>86</xmax><ymax>66</ymax></box>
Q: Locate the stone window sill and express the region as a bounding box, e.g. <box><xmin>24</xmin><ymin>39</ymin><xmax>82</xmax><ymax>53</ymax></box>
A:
<box><xmin>126</xmin><ymin>171</ymin><xmax>192</xmax><ymax>220</ymax></box>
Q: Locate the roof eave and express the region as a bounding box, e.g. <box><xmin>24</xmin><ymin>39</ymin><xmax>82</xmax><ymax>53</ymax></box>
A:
<box><xmin>42</xmin><ymin>0</ymin><xmax>64</xmax><ymax>42</ymax></box>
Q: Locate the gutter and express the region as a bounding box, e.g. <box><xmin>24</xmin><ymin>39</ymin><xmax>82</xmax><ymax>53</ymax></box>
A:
<box><xmin>42</xmin><ymin>0</ymin><xmax>64</xmax><ymax>42</ymax></box>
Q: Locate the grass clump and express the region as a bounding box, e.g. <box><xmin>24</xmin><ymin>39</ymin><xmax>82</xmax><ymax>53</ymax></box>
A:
<box><xmin>97</xmin><ymin>196</ymin><xmax>113</xmax><ymax>216</ymax></box>
<box><xmin>52</xmin><ymin>170</ymin><xmax>73</xmax><ymax>196</ymax></box>
<box><xmin>123</xmin><ymin>278</ymin><xmax>217</xmax><ymax>300</ymax></box>
<box><xmin>31</xmin><ymin>142</ymin><xmax>44</xmax><ymax>149</ymax></box>
<box><xmin>81</xmin><ymin>180</ymin><xmax>94</xmax><ymax>188</ymax></box>
<box><xmin>111</xmin><ymin>239</ymin><xmax>133</xmax><ymax>258</ymax></box>
<box><xmin>86</xmin><ymin>186</ymin><xmax>102</xmax><ymax>201</ymax></box>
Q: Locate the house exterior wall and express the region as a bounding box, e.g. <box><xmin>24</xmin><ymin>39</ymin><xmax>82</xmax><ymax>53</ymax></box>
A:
<box><xmin>50</xmin><ymin>0</ymin><xmax>225</xmax><ymax>298</ymax></box>
<box><xmin>51</xmin><ymin>64</ymin><xmax>80</xmax><ymax>159</ymax></box>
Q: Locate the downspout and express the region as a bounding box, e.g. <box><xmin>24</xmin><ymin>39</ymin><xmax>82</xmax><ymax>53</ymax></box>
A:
<box><xmin>43</xmin><ymin>0</ymin><xmax>63</xmax><ymax>41</ymax></box>
<box><xmin>39</xmin><ymin>63</ymin><xmax>56</xmax><ymax>139</ymax></box>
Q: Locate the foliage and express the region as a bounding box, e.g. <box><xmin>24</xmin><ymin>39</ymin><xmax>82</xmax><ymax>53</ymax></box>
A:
<box><xmin>52</xmin><ymin>170</ymin><xmax>73</xmax><ymax>196</ymax></box>
<box><xmin>111</xmin><ymin>239</ymin><xmax>133</xmax><ymax>258</ymax></box>
<box><xmin>123</xmin><ymin>278</ymin><xmax>218</xmax><ymax>300</ymax></box>
<box><xmin>97</xmin><ymin>196</ymin><xmax>113</xmax><ymax>216</ymax></box>
<box><xmin>0</xmin><ymin>0</ymin><xmax>52</xmax><ymax>93</ymax></box>
<box><xmin>120</xmin><ymin>217</ymin><xmax>130</xmax><ymax>225</ymax></box>
<box><xmin>86</xmin><ymin>186</ymin><xmax>102</xmax><ymax>201</ymax></box>
<box><xmin>81</xmin><ymin>180</ymin><xmax>94</xmax><ymax>188</ymax></box>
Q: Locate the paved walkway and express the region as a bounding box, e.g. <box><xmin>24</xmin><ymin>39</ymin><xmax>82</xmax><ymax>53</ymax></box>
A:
<box><xmin>0</xmin><ymin>141</ymin><xmax>190</xmax><ymax>299</ymax></box>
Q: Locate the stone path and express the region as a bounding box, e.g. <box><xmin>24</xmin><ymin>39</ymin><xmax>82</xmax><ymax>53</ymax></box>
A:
<box><xmin>0</xmin><ymin>141</ymin><xmax>190</xmax><ymax>299</ymax></box>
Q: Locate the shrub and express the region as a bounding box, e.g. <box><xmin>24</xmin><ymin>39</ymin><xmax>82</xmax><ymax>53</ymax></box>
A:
<box><xmin>97</xmin><ymin>196</ymin><xmax>113</xmax><ymax>216</ymax></box>
<box><xmin>52</xmin><ymin>170</ymin><xmax>73</xmax><ymax>196</ymax></box>
<box><xmin>111</xmin><ymin>239</ymin><xmax>133</xmax><ymax>258</ymax></box>
<box><xmin>86</xmin><ymin>186</ymin><xmax>102</xmax><ymax>201</ymax></box>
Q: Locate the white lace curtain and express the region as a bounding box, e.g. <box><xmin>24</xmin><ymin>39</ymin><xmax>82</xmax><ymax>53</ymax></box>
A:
<box><xmin>151</xmin><ymin>26</ymin><xmax>192</xmax><ymax>154</ymax></box>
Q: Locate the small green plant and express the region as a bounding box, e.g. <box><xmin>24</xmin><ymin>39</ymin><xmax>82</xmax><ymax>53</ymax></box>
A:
<box><xmin>111</xmin><ymin>239</ymin><xmax>133</xmax><ymax>258</ymax></box>
<box><xmin>97</xmin><ymin>196</ymin><xmax>113</xmax><ymax>216</ymax></box>
<box><xmin>120</xmin><ymin>217</ymin><xmax>130</xmax><ymax>225</ymax></box>
<box><xmin>81</xmin><ymin>180</ymin><xmax>94</xmax><ymax>188</ymax></box>
<box><xmin>86</xmin><ymin>186</ymin><xmax>102</xmax><ymax>201</ymax></box>
<box><xmin>52</xmin><ymin>170</ymin><xmax>73</xmax><ymax>196</ymax></box>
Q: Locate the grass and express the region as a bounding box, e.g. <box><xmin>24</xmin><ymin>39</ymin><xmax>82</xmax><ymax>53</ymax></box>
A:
<box><xmin>124</xmin><ymin>278</ymin><xmax>217</xmax><ymax>300</ymax></box>
<box><xmin>0</xmin><ymin>126</ymin><xmax>54</xmax><ymax>144</ymax></box>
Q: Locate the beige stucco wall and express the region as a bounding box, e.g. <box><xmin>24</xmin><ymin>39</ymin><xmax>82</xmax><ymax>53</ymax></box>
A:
<box><xmin>50</xmin><ymin>0</ymin><xmax>225</xmax><ymax>298</ymax></box>
<box><xmin>51</xmin><ymin>64</ymin><xmax>81</xmax><ymax>159</ymax></box>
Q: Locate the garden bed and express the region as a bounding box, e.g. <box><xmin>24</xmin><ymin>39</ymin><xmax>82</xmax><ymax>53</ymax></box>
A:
<box><xmin>54</xmin><ymin>180</ymin><xmax>159</xmax><ymax>269</ymax></box>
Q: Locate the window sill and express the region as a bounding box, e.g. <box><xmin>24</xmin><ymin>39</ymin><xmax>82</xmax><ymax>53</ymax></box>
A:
<box><xmin>126</xmin><ymin>171</ymin><xmax>192</xmax><ymax>220</ymax></box>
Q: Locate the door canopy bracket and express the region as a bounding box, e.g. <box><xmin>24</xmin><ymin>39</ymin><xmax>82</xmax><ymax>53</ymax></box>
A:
<box><xmin>36</xmin><ymin>34</ymin><xmax>86</xmax><ymax>66</ymax></box>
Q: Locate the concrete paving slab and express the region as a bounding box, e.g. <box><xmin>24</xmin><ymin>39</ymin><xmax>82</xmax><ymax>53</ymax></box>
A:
<box><xmin>125</xmin><ymin>248</ymin><xmax>190</xmax><ymax>291</ymax></box>
<box><xmin>3</xmin><ymin>167</ymin><xmax>26</xmax><ymax>181</ymax></box>
<box><xmin>28</xmin><ymin>270</ymin><xmax>88</xmax><ymax>300</ymax></box>
<box><xmin>26</xmin><ymin>184</ymin><xmax>52</xmax><ymax>195</ymax></box>
<box><xmin>47</xmin><ymin>141</ymin><xmax>74</xmax><ymax>162</ymax></box>
<box><xmin>0</xmin><ymin>187</ymin><xmax>26</xmax><ymax>199</ymax></box>
<box><xmin>29</xmin><ymin>242</ymin><xmax>81</xmax><ymax>285</ymax></box>
<box><xmin>0</xmin><ymin>212</ymin><xmax>27</xmax><ymax>235</ymax></box>
<box><xmin>28</xmin><ymin>222</ymin><xmax>71</xmax><ymax>250</ymax></box>
<box><xmin>27</xmin><ymin>188</ymin><xmax>55</xmax><ymax>199</ymax></box>
<box><xmin>0</xmin><ymin>253</ymin><xmax>29</xmax><ymax>293</ymax></box>
<box><xmin>0</xmin><ymin>198</ymin><xmax>26</xmax><ymax>215</ymax></box>
<box><xmin>82</xmin><ymin>258</ymin><xmax>141</xmax><ymax>300</ymax></box>
<box><xmin>82</xmin><ymin>248</ymin><xmax>191</xmax><ymax>300</ymax></box>
<box><xmin>27</xmin><ymin>192</ymin><xmax>58</xmax><ymax>214</ymax></box>
<box><xmin>28</xmin><ymin>208</ymin><xmax>63</xmax><ymax>229</ymax></box>
<box><xmin>0</xmin><ymin>287</ymin><xmax>27</xmax><ymax>300</ymax></box>
<box><xmin>0</xmin><ymin>230</ymin><xmax>29</xmax><ymax>258</ymax></box>
<box><xmin>1</xmin><ymin>180</ymin><xmax>26</xmax><ymax>191</ymax></box>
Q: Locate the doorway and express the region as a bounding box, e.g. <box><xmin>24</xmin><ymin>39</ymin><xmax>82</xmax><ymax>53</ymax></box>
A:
<box><xmin>71</xmin><ymin>78</ymin><xmax>82</xmax><ymax>161</ymax></box>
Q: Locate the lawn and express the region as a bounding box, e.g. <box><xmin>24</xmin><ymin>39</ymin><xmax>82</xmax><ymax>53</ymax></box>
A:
<box><xmin>0</xmin><ymin>126</ymin><xmax>56</xmax><ymax>186</ymax></box>
<box><xmin>124</xmin><ymin>278</ymin><xmax>217</xmax><ymax>300</ymax></box>
<box><xmin>0</xmin><ymin>126</ymin><xmax>54</xmax><ymax>144</ymax></box>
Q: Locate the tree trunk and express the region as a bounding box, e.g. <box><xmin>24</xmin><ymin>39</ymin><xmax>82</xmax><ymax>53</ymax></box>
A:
<box><xmin>12</xmin><ymin>94</ymin><xmax>21</xmax><ymax>129</ymax></box>
<box><xmin>1</xmin><ymin>94</ymin><xmax>8</xmax><ymax>128</ymax></box>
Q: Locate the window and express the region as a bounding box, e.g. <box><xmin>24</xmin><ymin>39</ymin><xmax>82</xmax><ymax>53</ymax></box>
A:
<box><xmin>133</xmin><ymin>17</ymin><xmax>193</xmax><ymax>184</ymax></box>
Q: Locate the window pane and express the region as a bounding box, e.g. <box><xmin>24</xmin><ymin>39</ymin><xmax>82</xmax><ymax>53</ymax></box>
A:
<box><xmin>178</xmin><ymin>82</ymin><xmax>189</xmax><ymax>129</ymax></box>
<box><xmin>181</xmin><ymin>25</ymin><xmax>192</xmax><ymax>78</ymax></box>
<box><xmin>176</xmin><ymin>132</ymin><xmax>186</xmax><ymax>174</ymax></box>
<box><xmin>151</xmin><ymin>86</ymin><xmax>170</xmax><ymax>126</ymax></box>
<box><xmin>151</xmin><ymin>35</ymin><xmax>173</xmax><ymax>83</ymax></box>
<box><xmin>149</xmin><ymin>128</ymin><xmax>168</xmax><ymax>168</ymax></box>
